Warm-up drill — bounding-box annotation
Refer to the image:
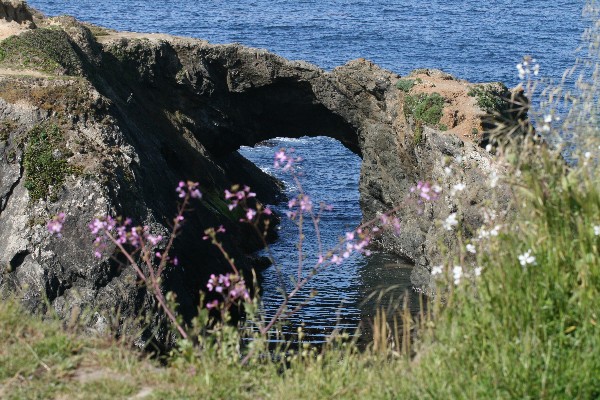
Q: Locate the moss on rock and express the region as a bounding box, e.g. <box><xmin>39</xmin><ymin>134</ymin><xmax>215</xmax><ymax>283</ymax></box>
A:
<box><xmin>23</xmin><ymin>124</ymin><xmax>74</xmax><ymax>202</ymax></box>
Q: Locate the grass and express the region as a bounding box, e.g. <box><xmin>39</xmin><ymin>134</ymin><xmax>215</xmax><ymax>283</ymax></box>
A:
<box><xmin>23</xmin><ymin>124</ymin><xmax>75</xmax><ymax>202</ymax></box>
<box><xmin>404</xmin><ymin>92</ymin><xmax>446</xmax><ymax>143</ymax></box>
<box><xmin>409</xmin><ymin>147</ymin><xmax>600</xmax><ymax>398</ymax></box>
<box><xmin>395</xmin><ymin>78</ymin><xmax>422</xmax><ymax>92</ymax></box>
<box><xmin>0</xmin><ymin>28</ymin><xmax>83</xmax><ymax>75</ymax></box>
<box><xmin>3</xmin><ymin>3</ymin><xmax>600</xmax><ymax>398</ymax></box>
<box><xmin>3</xmin><ymin>144</ymin><xmax>600</xmax><ymax>398</ymax></box>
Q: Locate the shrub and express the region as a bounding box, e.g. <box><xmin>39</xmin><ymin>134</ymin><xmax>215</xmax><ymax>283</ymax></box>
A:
<box><xmin>23</xmin><ymin>124</ymin><xmax>74</xmax><ymax>202</ymax></box>
<box><xmin>404</xmin><ymin>92</ymin><xmax>446</xmax><ymax>140</ymax></box>
<box><xmin>395</xmin><ymin>78</ymin><xmax>423</xmax><ymax>92</ymax></box>
<box><xmin>468</xmin><ymin>83</ymin><xmax>509</xmax><ymax>114</ymax></box>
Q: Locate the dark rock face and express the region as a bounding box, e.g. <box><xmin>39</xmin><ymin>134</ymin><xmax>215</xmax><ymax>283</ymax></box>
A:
<box><xmin>0</xmin><ymin>0</ymin><xmax>34</xmax><ymax>26</ymax></box>
<box><xmin>0</xmin><ymin>5</ymin><xmax>512</xmax><ymax>335</ymax></box>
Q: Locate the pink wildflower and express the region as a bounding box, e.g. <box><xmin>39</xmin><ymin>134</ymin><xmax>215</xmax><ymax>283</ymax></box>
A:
<box><xmin>206</xmin><ymin>300</ymin><xmax>220</xmax><ymax>309</ymax></box>
<box><xmin>47</xmin><ymin>212</ymin><xmax>66</xmax><ymax>237</ymax></box>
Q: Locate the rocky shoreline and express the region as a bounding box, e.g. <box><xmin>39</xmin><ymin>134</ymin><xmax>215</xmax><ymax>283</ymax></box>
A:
<box><xmin>0</xmin><ymin>1</ymin><xmax>519</xmax><ymax>336</ymax></box>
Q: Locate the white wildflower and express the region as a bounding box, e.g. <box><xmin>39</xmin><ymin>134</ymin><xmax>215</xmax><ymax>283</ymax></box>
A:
<box><xmin>489</xmin><ymin>171</ymin><xmax>499</xmax><ymax>188</ymax></box>
<box><xmin>544</xmin><ymin>114</ymin><xmax>552</xmax><ymax>123</ymax></box>
<box><xmin>473</xmin><ymin>266</ymin><xmax>483</xmax><ymax>277</ymax></box>
<box><xmin>584</xmin><ymin>151</ymin><xmax>592</xmax><ymax>159</ymax></box>
<box><xmin>444</xmin><ymin>167</ymin><xmax>452</xmax><ymax>175</ymax></box>
<box><xmin>594</xmin><ymin>225</ymin><xmax>600</xmax><ymax>236</ymax></box>
<box><xmin>432</xmin><ymin>184</ymin><xmax>442</xmax><ymax>194</ymax></box>
<box><xmin>443</xmin><ymin>213</ymin><xmax>459</xmax><ymax>231</ymax></box>
<box><xmin>478</xmin><ymin>228</ymin><xmax>489</xmax><ymax>239</ymax></box>
<box><xmin>466</xmin><ymin>244</ymin><xmax>476</xmax><ymax>254</ymax></box>
<box><xmin>518</xmin><ymin>249</ymin><xmax>536</xmax><ymax>267</ymax></box>
<box><xmin>431</xmin><ymin>265</ymin><xmax>443</xmax><ymax>276</ymax></box>
<box><xmin>517</xmin><ymin>63</ymin><xmax>525</xmax><ymax>79</ymax></box>
<box><xmin>485</xmin><ymin>144</ymin><xmax>493</xmax><ymax>153</ymax></box>
<box><xmin>451</xmin><ymin>182</ymin><xmax>466</xmax><ymax>196</ymax></box>
<box><xmin>490</xmin><ymin>225</ymin><xmax>501</xmax><ymax>236</ymax></box>
<box><xmin>453</xmin><ymin>266</ymin><xmax>463</xmax><ymax>285</ymax></box>
<box><xmin>483</xmin><ymin>208</ymin><xmax>497</xmax><ymax>224</ymax></box>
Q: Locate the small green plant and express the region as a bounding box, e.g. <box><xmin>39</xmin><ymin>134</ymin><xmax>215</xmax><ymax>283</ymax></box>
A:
<box><xmin>23</xmin><ymin>124</ymin><xmax>74</xmax><ymax>202</ymax></box>
<box><xmin>395</xmin><ymin>78</ymin><xmax>423</xmax><ymax>92</ymax></box>
<box><xmin>0</xmin><ymin>119</ymin><xmax>15</xmax><ymax>145</ymax></box>
<box><xmin>404</xmin><ymin>92</ymin><xmax>445</xmax><ymax>126</ymax></box>
<box><xmin>468</xmin><ymin>83</ymin><xmax>508</xmax><ymax>114</ymax></box>
<box><xmin>0</xmin><ymin>28</ymin><xmax>83</xmax><ymax>75</ymax></box>
<box><xmin>85</xmin><ymin>24</ymin><xmax>110</xmax><ymax>38</ymax></box>
<box><xmin>396</xmin><ymin>79</ymin><xmax>416</xmax><ymax>92</ymax></box>
<box><xmin>413</xmin><ymin>122</ymin><xmax>423</xmax><ymax>145</ymax></box>
<box><xmin>404</xmin><ymin>92</ymin><xmax>446</xmax><ymax>142</ymax></box>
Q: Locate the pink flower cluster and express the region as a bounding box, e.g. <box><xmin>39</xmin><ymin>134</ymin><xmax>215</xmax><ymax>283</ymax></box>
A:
<box><xmin>410</xmin><ymin>181</ymin><xmax>441</xmax><ymax>203</ymax></box>
<box><xmin>286</xmin><ymin>194</ymin><xmax>313</xmax><ymax>219</ymax></box>
<box><xmin>176</xmin><ymin>180</ymin><xmax>202</xmax><ymax>199</ymax></box>
<box><xmin>322</xmin><ymin>228</ymin><xmax>373</xmax><ymax>266</ymax></box>
<box><xmin>202</xmin><ymin>225</ymin><xmax>227</xmax><ymax>241</ymax></box>
<box><xmin>225</xmin><ymin>185</ymin><xmax>271</xmax><ymax>222</ymax></box>
<box><xmin>47</xmin><ymin>212</ymin><xmax>66</xmax><ymax>237</ymax></box>
<box><xmin>88</xmin><ymin>216</ymin><xmax>163</xmax><ymax>259</ymax></box>
<box><xmin>274</xmin><ymin>148</ymin><xmax>302</xmax><ymax>171</ymax></box>
<box><xmin>225</xmin><ymin>185</ymin><xmax>256</xmax><ymax>210</ymax></box>
<box><xmin>379</xmin><ymin>214</ymin><xmax>402</xmax><ymax>235</ymax></box>
<box><xmin>205</xmin><ymin>273</ymin><xmax>251</xmax><ymax>309</ymax></box>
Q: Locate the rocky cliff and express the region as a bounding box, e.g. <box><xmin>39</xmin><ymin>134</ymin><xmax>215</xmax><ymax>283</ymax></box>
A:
<box><xmin>0</xmin><ymin>2</ymin><xmax>519</xmax><ymax>334</ymax></box>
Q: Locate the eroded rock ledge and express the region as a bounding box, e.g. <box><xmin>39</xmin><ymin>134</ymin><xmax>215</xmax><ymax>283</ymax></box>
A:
<box><xmin>0</xmin><ymin>2</ymin><xmax>520</xmax><ymax>334</ymax></box>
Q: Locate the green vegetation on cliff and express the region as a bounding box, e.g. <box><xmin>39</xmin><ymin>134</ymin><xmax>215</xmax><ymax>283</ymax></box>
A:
<box><xmin>23</xmin><ymin>124</ymin><xmax>75</xmax><ymax>202</ymax></box>
<box><xmin>404</xmin><ymin>92</ymin><xmax>445</xmax><ymax>143</ymax></box>
<box><xmin>395</xmin><ymin>77</ymin><xmax>422</xmax><ymax>92</ymax></box>
<box><xmin>3</xmin><ymin>143</ymin><xmax>600</xmax><ymax>398</ymax></box>
<box><xmin>0</xmin><ymin>28</ymin><xmax>83</xmax><ymax>75</ymax></box>
<box><xmin>468</xmin><ymin>83</ymin><xmax>509</xmax><ymax>114</ymax></box>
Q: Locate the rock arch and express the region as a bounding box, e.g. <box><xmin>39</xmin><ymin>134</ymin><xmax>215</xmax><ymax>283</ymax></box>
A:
<box><xmin>0</xmin><ymin>10</ymin><xmax>510</xmax><ymax>335</ymax></box>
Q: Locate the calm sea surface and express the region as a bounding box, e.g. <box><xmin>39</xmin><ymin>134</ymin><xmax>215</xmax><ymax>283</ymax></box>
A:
<box><xmin>29</xmin><ymin>0</ymin><xmax>590</xmax><ymax>340</ymax></box>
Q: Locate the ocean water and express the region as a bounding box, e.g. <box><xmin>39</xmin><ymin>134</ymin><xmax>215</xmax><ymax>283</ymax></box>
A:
<box><xmin>28</xmin><ymin>0</ymin><xmax>590</xmax><ymax>339</ymax></box>
<box><xmin>29</xmin><ymin>0</ymin><xmax>588</xmax><ymax>86</ymax></box>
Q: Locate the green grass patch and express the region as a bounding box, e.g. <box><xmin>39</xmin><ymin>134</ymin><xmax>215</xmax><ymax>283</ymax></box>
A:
<box><xmin>0</xmin><ymin>119</ymin><xmax>16</xmax><ymax>145</ymax></box>
<box><xmin>411</xmin><ymin>150</ymin><xmax>600</xmax><ymax>398</ymax></box>
<box><xmin>395</xmin><ymin>78</ymin><xmax>422</xmax><ymax>92</ymax></box>
<box><xmin>404</xmin><ymin>92</ymin><xmax>446</xmax><ymax>143</ymax></box>
<box><xmin>85</xmin><ymin>24</ymin><xmax>110</xmax><ymax>39</ymax></box>
<box><xmin>3</xmin><ymin>147</ymin><xmax>600</xmax><ymax>397</ymax></box>
<box><xmin>23</xmin><ymin>124</ymin><xmax>75</xmax><ymax>202</ymax></box>
<box><xmin>0</xmin><ymin>28</ymin><xmax>83</xmax><ymax>75</ymax></box>
<box><xmin>468</xmin><ymin>83</ymin><xmax>509</xmax><ymax>114</ymax></box>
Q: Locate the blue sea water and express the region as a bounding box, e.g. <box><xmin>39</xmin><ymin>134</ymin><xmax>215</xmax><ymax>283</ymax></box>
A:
<box><xmin>29</xmin><ymin>0</ymin><xmax>588</xmax><ymax>86</ymax></box>
<box><xmin>27</xmin><ymin>0</ymin><xmax>591</xmax><ymax>339</ymax></box>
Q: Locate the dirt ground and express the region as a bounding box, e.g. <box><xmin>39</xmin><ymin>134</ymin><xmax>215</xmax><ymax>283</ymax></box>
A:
<box><xmin>406</xmin><ymin>70</ymin><xmax>487</xmax><ymax>142</ymax></box>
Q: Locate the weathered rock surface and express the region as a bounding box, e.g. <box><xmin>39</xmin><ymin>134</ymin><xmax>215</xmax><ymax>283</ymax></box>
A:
<box><xmin>0</xmin><ymin>2</ymin><xmax>518</xmax><ymax>334</ymax></box>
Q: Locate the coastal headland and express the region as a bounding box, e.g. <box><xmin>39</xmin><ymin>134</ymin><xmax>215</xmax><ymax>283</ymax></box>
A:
<box><xmin>0</xmin><ymin>1</ymin><xmax>520</xmax><ymax>332</ymax></box>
